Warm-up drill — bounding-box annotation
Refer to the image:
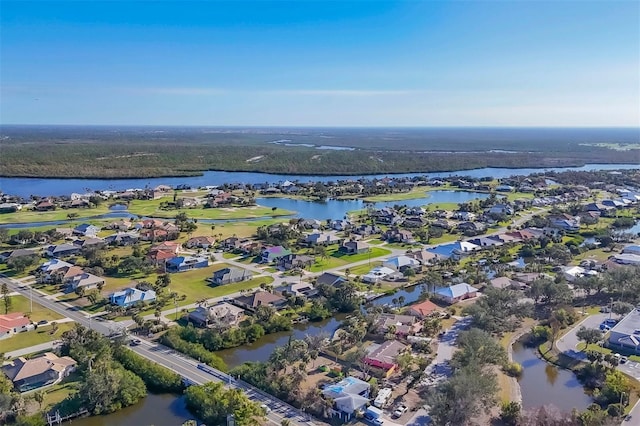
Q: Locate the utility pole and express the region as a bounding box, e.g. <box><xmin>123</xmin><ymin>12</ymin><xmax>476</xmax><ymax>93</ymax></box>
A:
<box><xmin>30</xmin><ymin>285</ymin><xmax>33</xmax><ymax>313</ymax></box>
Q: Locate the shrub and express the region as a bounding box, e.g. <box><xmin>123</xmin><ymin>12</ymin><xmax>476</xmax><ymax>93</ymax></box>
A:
<box><xmin>503</xmin><ymin>362</ymin><xmax>523</xmax><ymax>378</ymax></box>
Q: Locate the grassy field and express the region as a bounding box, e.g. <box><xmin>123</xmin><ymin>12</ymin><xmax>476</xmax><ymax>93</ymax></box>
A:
<box><xmin>7</xmin><ymin>295</ymin><xmax>65</xmax><ymax>322</ymax></box>
<box><xmin>1</xmin><ymin>322</ymin><xmax>75</xmax><ymax>354</ymax></box>
<box><xmin>127</xmin><ymin>198</ymin><xmax>294</xmax><ymax>220</ymax></box>
<box><xmin>362</xmin><ymin>188</ymin><xmax>431</xmax><ymax>202</ymax></box>
<box><xmin>347</xmin><ymin>261</ymin><xmax>382</xmax><ymax>276</ymax></box>
<box><xmin>308</xmin><ymin>247</ymin><xmax>391</xmax><ymax>273</ymax></box>
<box><xmin>0</xmin><ymin>206</ymin><xmax>111</xmax><ymax>224</ymax></box>
<box><xmin>191</xmin><ymin>218</ymin><xmax>285</xmax><ymax>240</ymax></box>
<box><xmin>41</xmin><ymin>374</ymin><xmax>81</xmax><ymax>410</ymax></box>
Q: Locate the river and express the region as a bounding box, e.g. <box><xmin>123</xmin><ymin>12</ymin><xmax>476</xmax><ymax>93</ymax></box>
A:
<box><xmin>2</xmin><ymin>163</ymin><xmax>638</xmax><ymax>198</ymax></box>
<box><xmin>511</xmin><ymin>340</ymin><xmax>592</xmax><ymax>412</ymax></box>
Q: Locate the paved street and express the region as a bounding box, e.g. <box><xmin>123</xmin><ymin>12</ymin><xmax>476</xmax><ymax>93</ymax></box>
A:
<box><xmin>0</xmin><ymin>274</ymin><xmax>314</xmax><ymax>426</ymax></box>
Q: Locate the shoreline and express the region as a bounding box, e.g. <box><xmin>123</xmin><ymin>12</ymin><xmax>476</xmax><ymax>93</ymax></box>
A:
<box><xmin>2</xmin><ymin>160</ymin><xmax>639</xmax><ymax>181</ymax></box>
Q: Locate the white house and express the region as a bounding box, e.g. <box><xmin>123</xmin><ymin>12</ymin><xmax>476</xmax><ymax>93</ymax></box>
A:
<box><xmin>362</xmin><ymin>266</ymin><xmax>397</xmax><ymax>283</ymax></box>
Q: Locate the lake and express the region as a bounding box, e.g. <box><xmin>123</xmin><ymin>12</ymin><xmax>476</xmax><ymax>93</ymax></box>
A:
<box><xmin>0</xmin><ymin>190</ymin><xmax>489</xmax><ymax>228</ymax></box>
<box><xmin>2</xmin><ymin>163</ymin><xmax>638</xmax><ymax>198</ymax></box>
<box><xmin>511</xmin><ymin>340</ymin><xmax>592</xmax><ymax>412</ymax></box>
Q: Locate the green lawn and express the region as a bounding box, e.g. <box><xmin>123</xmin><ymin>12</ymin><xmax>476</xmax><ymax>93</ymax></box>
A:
<box><xmin>42</xmin><ymin>374</ymin><xmax>81</xmax><ymax>410</ymax></box>
<box><xmin>362</xmin><ymin>188</ymin><xmax>430</xmax><ymax>202</ymax></box>
<box><xmin>2</xmin><ymin>323</ymin><xmax>75</xmax><ymax>354</ymax></box>
<box><xmin>0</xmin><ymin>206</ymin><xmax>111</xmax><ymax>224</ymax></box>
<box><xmin>127</xmin><ymin>198</ymin><xmax>294</xmax><ymax>220</ymax></box>
<box><xmin>346</xmin><ymin>261</ymin><xmax>382</xmax><ymax>276</ymax></box>
<box><xmin>308</xmin><ymin>247</ymin><xmax>391</xmax><ymax>273</ymax></box>
<box><xmin>7</xmin><ymin>295</ymin><xmax>64</xmax><ymax>322</ymax></box>
<box><xmin>222</xmin><ymin>252</ymin><xmax>240</xmax><ymax>259</ymax></box>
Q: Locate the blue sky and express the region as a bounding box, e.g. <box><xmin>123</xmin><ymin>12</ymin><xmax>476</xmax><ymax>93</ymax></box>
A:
<box><xmin>1</xmin><ymin>1</ymin><xmax>638</xmax><ymax>126</ymax></box>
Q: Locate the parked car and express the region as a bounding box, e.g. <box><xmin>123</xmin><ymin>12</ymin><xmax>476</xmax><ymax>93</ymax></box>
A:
<box><xmin>393</xmin><ymin>404</ymin><xmax>408</xmax><ymax>418</ymax></box>
<box><xmin>37</xmin><ymin>320</ymin><xmax>48</xmax><ymax>325</ymax></box>
<box><xmin>260</xmin><ymin>404</ymin><xmax>271</xmax><ymax>414</ymax></box>
<box><xmin>620</xmin><ymin>356</ymin><xmax>629</xmax><ymax>364</ymax></box>
<box><xmin>602</xmin><ymin>318</ymin><xmax>618</xmax><ymax>326</ymax></box>
<box><xmin>129</xmin><ymin>339</ymin><xmax>142</xmax><ymax>346</ymax></box>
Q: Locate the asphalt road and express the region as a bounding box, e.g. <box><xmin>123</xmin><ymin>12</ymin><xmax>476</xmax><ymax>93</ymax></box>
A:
<box><xmin>0</xmin><ymin>275</ymin><xmax>314</xmax><ymax>426</ymax></box>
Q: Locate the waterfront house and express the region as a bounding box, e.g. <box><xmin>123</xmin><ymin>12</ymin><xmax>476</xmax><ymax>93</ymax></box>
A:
<box><xmin>362</xmin><ymin>266</ymin><xmax>399</xmax><ymax>284</ymax></box>
<box><xmin>382</xmin><ymin>228</ymin><xmax>415</xmax><ymax>244</ymax></box>
<box><xmin>275</xmin><ymin>282</ymin><xmax>318</xmax><ymax>299</ymax></box>
<box><xmin>188</xmin><ymin>303</ymin><xmax>245</xmax><ymax>329</ymax></box>
<box><xmin>382</xmin><ymin>255</ymin><xmax>420</xmax><ymax>272</ymax></box>
<box><xmin>374</xmin><ymin>313</ymin><xmax>421</xmax><ymax>336</ymax></box>
<box><xmin>406</xmin><ymin>249</ymin><xmax>440</xmax><ymax>266</ymax></box>
<box><xmin>433</xmin><ymin>283</ymin><xmax>478</xmax><ymax>304</ymax></box>
<box><xmin>407</xmin><ymin>299</ymin><xmax>442</xmax><ymax>319</ymax></box>
<box><xmin>166</xmin><ymin>256</ymin><xmax>209</xmax><ymax>273</ymax></box>
<box><xmin>104</xmin><ymin>232</ymin><xmax>139</xmax><ymax>246</ymax></box>
<box><xmin>109</xmin><ymin>287</ymin><xmax>156</xmax><ymax>307</ymax></box>
<box><xmin>1</xmin><ymin>352</ymin><xmax>77</xmax><ymax>392</ymax></box>
<box><xmin>234</xmin><ymin>291</ymin><xmax>286</xmax><ymax>311</ymax></box>
<box><xmin>210</xmin><ymin>267</ymin><xmax>252</xmax><ymax>285</ymax></box>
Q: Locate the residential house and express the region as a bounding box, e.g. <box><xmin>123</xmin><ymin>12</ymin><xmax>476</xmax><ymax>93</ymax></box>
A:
<box><xmin>0</xmin><ymin>313</ymin><xmax>33</xmax><ymax>340</ymax></box>
<box><xmin>67</xmin><ymin>273</ymin><xmax>105</xmax><ymax>292</ymax></box>
<box><xmin>403</xmin><ymin>217</ymin><xmax>427</xmax><ymax>228</ymax></box>
<box><xmin>106</xmin><ymin>220</ymin><xmax>133</xmax><ymax>231</ymax></box>
<box><xmin>406</xmin><ymin>249</ymin><xmax>439</xmax><ymax>266</ymax></box>
<box><xmin>382</xmin><ymin>255</ymin><xmax>420</xmax><ymax>272</ymax></box>
<box><xmin>488</xmin><ymin>204</ymin><xmax>514</xmax><ymax>216</ymax></box>
<box><xmin>549</xmin><ymin>214</ymin><xmax>581</xmax><ymax>232</ymax></box>
<box><xmin>139</xmin><ymin>228</ymin><xmax>169</xmax><ymax>242</ymax></box>
<box><xmin>329</xmin><ymin>219</ymin><xmax>351</xmax><ymax>231</ymax></box>
<box><xmin>489</xmin><ymin>277</ymin><xmax>527</xmax><ymax>290</ymax></box>
<box><xmin>382</xmin><ymin>228</ymin><xmax>415</xmax><ymax>244</ymax></box>
<box><xmin>303</xmin><ymin>232</ymin><xmax>341</xmax><ymax>246</ymax></box>
<box><xmin>275</xmin><ymin>282</ymin><xmax>318</xmax><ymax>298</ymax></box>
<box><xmin>185</xmin><ymin>236</ymin><xmax>216</xmax><ymax>249</ymax></box>
<box><xmin>109</xmin><ymin>288</ymin><xmax>157</xmax><ymax>307</ymax></box>
<box><xmin>261</xmin><ymin>246</ymin><xmax>292</xmax><ymax>263</ymax></box>
<box><xmin>622</xmin><ymin>245</ymin><xmax>640</xmax><ymax>256</ymax></box>
<box><xmin>0</xmin><ymin>249</ymin><xmax>37</xmax><ymax>263</ymax></box>
<box><xmin>322</xmin><ymin>377</ymin><xmax>371</xmax><ymax>421</ymax></box>
<box><xmin>453</xmin><ymin>211</ymin><xmax>476</xmax><ymax>221</ymax></box>
<box><xmin>188</xmin><ymin>303</ymin><xmax>246</xmax><ymax>328</ymax></box>
<box><xmin>407</xmin><ymin>300</ymin><xmax>442</xmax><ymax>319</ymax></box>
<box><xmin>467</xmin><ymin>236</ymin><xmax>503</xmax><ymax>248</ymax></box>
<box><xmin>166</xmin><ymin>256</ymin><xmax>209</xmax><ymax>273</ymax></box>
<box><xmin>363</xmin><ymin>340</ymin><xmax>409</xmax><ymax>377</ymax></box>
<box><xmin>610</xmin><ymin>253</ymin><xmax>640</xmax><ymax>266</ymax></box>
<box><xmin>45</xmin><ymin>243</ymin><xmax>80</xmax><ymax>258</ymax></box>
<box><xmin>495</xmin><ymin>184</ymin><xmax>514</xmax><ymax>192</ymax></box>
<box><xmin>38</xmin><ymin>259</ymin><xmax>73</xmax><ymax>276</ymax></box>
<box><xmin>277</xmin><ymin>254</ymin><xmax>315</xmax><ymax>271</ymax></box>
<box><xmin>105</xmin><ymin>232</ymin><xmax>139</xmax><ymax>246</ymax></box>
<box><xmin>315</xmin><ymin>272</ymin><xmax>347</xmax><ymax>288</ymax></box>
<box><xmin>1</xmin><ymin>352</ymin><xmax>77</xmax><ymax>392</ymax></box>
<box><xmin>73</xmin><ymin>237</ymin><xmax>105</xmax><ymax>249</ymax></box>
<box><xmin>362</xmin><ymin>266</ymin><xmax>399</xmax><ymax>284</ymax></box>
<box><xmin>210</xmin><ymin>267</ymin><xmax>252</xmax><ymax>285</ymax></box>
<box><xmin>234</xmin><ymin>291</ymin><xmax>286</xmax><ymax>311</ymax></box>
<box><xmin>339</xmin><ymin>240</ymin><xmax>370</xmax><ymax>254</ymax></box>
<box><xmin>433</xmin><ymin>283</ymin><xmax>478</xmax><ymax>304</ymax></box>
<box><xmin>353</xmin><ymin>224</ymin><xmax>381</xmax><ymax>237</ymax></box>
<box><xmin>431</xmin><ymin>219</ymin><xmax>454</xmax><ymax>230</ymax></box>
<box><xmin>72</xmin><ymin>224</ymin><xmax>100</xmax><ymax>237</ymax></box>
<box><xmin>35</xmin><ymin>200</ymin><xmax>55</xmax><ymax>211</ymax></box>
<box><xmin>374</xmin><ymin>314</ymin><xmax>421</xmax><ymax>337</ymax></box>
<box><xmin>457</xmin><ymin>221</ymin><xmax>487</xmax><ymax>235</ymax></box>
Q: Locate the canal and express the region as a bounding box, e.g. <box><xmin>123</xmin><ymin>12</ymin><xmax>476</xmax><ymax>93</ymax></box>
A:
<box><xmin>511</xmin><ymin>339</ymin><xmax>592</xmax><ymax>412</ymax></box>
<box><xmin>68</xmin><ymin>393</ymin><xmax>196</xmax><ymax>426</ymax></box>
